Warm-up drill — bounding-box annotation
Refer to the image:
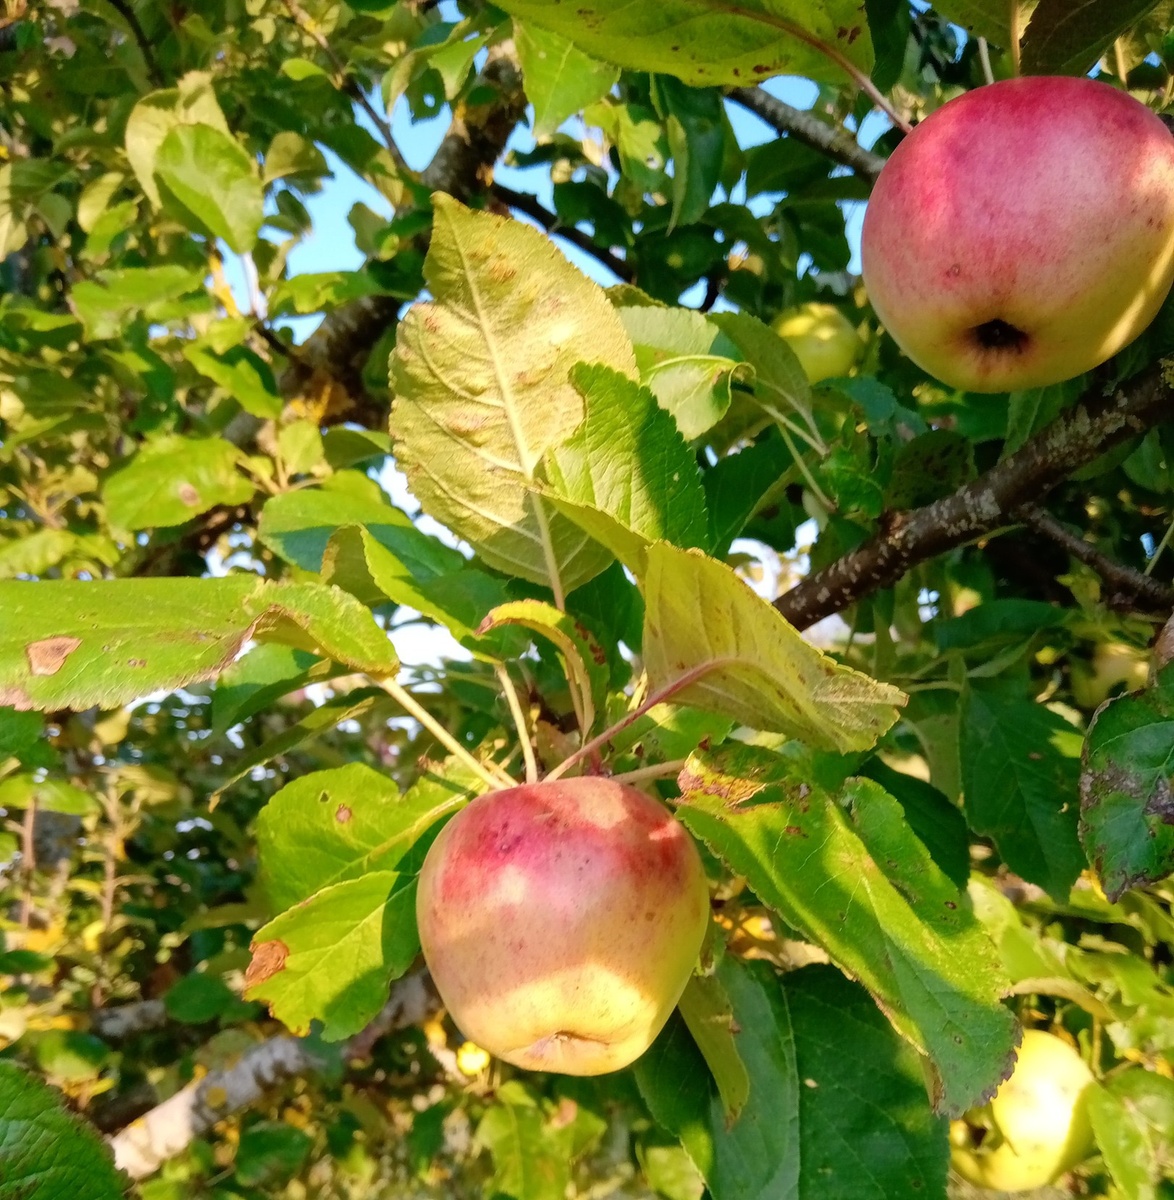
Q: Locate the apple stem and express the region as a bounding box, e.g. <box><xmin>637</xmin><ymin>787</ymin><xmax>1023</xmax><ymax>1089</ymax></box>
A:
<box><xmin>978</xmin><ymin>38</ymin><xmax>995</xmax><ymax>86</ymax></box>
<box><xmin>377</xmin><ymin>677</ymin><xmax>515</xmax><ymax>791</ymax></box>
<box><xmin>494</xmin><ymin>662</ymin><xmax>539</xmax><ymax>785</ymax></box>
<box><xmin>1009</xmin><ymin>2</ymin><xmax>1021</xmax><ymax>76</ymax></box>
<box><xmin>607</xmin><ymin>759</ymin><xmax>689</xmax><ymax>787</ymax></box>
<box><xmin>544</xmin><ymin>662</ymin><xmax>718</xmax><ymax>783</ymax></box>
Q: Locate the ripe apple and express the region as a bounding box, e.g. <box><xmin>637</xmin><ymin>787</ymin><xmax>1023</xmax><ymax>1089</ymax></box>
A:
<box><xmin>415</xmin><ymin>777</ymin><xmax>710</xmax><ymax>1075</ymax></box>
<box><xmin>771</xmin><ymin>302</ymin><xmax>861</xmax><ymax>382</ymax></box>
<box><xmin>862</xmin><ymin>77</ymin><xmax>1174</xmax><ymax>393</ymax></box>
<box><xmin>951</xmin><ymin>1029</ymin><xmax>1095</xmax><ymax>1191</ymax></box>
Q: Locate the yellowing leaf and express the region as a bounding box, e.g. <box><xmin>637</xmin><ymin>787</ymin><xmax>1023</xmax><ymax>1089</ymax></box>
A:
<box><xmin>390</xmin><ymin>195</ymin><xmax>636</xmax><ymax>592</ymax></box>
<box><xmin>642</xmin><ymin>543</ymin><xmax>904</xmax><ymax>752</ymax></box>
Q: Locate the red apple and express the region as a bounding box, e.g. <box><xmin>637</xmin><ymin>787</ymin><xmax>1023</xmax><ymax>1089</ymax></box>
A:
<box><xmin>862</xmin><ymin>77</ymin><xmax>1174</xmax><ymax>393</ymax></box>
<box><xmin>415</xmin><ymin>777</ymin><xmax>710</xmax><ymax>1075</ymax></box>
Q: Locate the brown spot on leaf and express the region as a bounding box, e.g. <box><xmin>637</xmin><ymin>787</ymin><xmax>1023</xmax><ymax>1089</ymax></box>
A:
<box><xmin>26</xmin><ymin>636</ymin><xmax>82</xmax><ymax>677</ymax></box>
<box><xmin>245</xmin><ymin>939</ymin><xmax>289</xmax><ymax>990</ymax></box>
<box><xmin>336</xmin><ymin>804</ymin><xmax>353</xmax><ymax>824</ymax></box>
<box><xmin>178</xmin><ymin>483</ymin><xmax>201</xmax><ymax>507</ymax></box>
<box><xmin>127</xmin><ymin>658</ymin><xmax>146</xmax><ymax>668</ymax></box>
<box><xmin>0</xmin><ymin>686</ymin><xmax>33</xmax><ymax>709</ymax></box>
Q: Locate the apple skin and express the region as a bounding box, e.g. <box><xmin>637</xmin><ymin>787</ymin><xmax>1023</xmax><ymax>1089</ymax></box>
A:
<box><xmin>771</xmin><ymin>302</ymin><xmax>861</xmax><ymax>382</ymax></box>
<box><xmin>415</xmin><ymin>777</ymin><xmax>710</xmax><ymax>1076</ymax></box>
<box><xmin>951</xmin><ymin>1029</ymin><xmax>1095</xmax><ymax>1191</ymax></box>
<box><xmin>1070</xmin><ymin>640</ymin><xmax>1150</xmax><ymax>710</ymax></box>
<box><xmin>861</xmin><ymin>77</ymin><xmax>1174</xmax><ymax>393</ymax></box>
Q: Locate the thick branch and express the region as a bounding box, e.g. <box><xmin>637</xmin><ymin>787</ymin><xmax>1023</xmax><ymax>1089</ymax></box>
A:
<box><xmin>728</xmin><ymin>87</ymin><xmax>886</xmax><ymax>181</ymax></box>
<box><xmin>490</xmin><ymin>183</ymin><xmax>634</xmax><ymax>283</ymax></box>
<box><xmin>1016</xmin><ymin>503</ymin><xmax>1174</xmax><ymax>612</ymax></box>
<box><xmin>775</xmin><ymin>364</ymin><xmax>1173</xmax><ymax>629</ymax></box>
<box><xmin>110</xmin><ymin>971</ymin><xmax>437</xmax><ymax>1180</ymax></box>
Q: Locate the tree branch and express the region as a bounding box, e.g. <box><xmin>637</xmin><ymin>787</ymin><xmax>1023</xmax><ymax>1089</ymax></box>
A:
<box><xmin>105</xmin><ymin>0</ymin><xmax>164</xmax><ymax>88</ymax></box>
<box><xmin>728</xmin><ymin>87</ymin><xmax>886</xmax><ymax>181</ymax></box>
<box><xmin>775</xmin><ymin>364</ymin><xmax>1174</xmax><ymax>630</ymax></box>
<box><xmin>1015</xmin><ymin>503</ymin><xmax>1174</xmax><ymax>613</ymax></box>
<box><xmin>110</xmin><ymin>971</ymin><xmax>438</xmax><ymax>1180</ymax></box>
<box><xmin>490</xmin><ymin>183</ymin><xmax>634</xmax><ymax>283</ymax></box>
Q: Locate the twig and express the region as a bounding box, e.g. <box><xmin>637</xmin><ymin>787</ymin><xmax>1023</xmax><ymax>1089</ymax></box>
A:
<box><xmin>106</xmin><ymin>0</ymin><xmax>164</xmax><ymax>88</ymax></box>
<box><xmin>376</xmin><ymin>677</ymin><xmax>514</xmax><ymax>790</ymax></box>
<box><xmin>608</xmin><ymin>759</ymin><xmax>688</xmax><ymax>787</ymax></box>
<box><xmin>977</xmin><ymin>37</ymin><xmax>995</xmax><ymax>86</ymax></box>
<box><xmin>494</xmin><ymin>662</ymin><xmax>537</xmax><ymax>785</ymax></box>
<box><xmin>775</xmin><ymin>364</ymin><xmax>1174</xmax><ymax>630</ymax></box>
<box><xmin>278</xmin><ymin>0</ymin><xmax>411</xmax><ymax>176</ymax></box>
<box><xmin>490</xmin><ymin>183</ymin><xmax>635</xmax><ymax>282</ymax></box>
<box><xmin>728</xmin><ymin>88</ymin><xmax>886</xmax><ymax>181</ymax></box>
<box><xmin>1016</xmin><ymin>504</ymin><xmax>1174</xmax><ymax>612</ymax></box>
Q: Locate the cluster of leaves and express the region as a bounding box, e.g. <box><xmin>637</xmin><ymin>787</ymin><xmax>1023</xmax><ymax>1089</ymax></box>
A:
<box><xmin>1</xmin><ymin>1</ymin><xmax>1174</xmax><ymax>1199</ymax></box>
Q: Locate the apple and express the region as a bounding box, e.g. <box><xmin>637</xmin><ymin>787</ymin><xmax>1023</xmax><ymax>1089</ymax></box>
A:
<box><xmin>951</xmin><ymin>1029</ymin><xmax>1095</xmax><ymax>1191</ymax></box>
<box><xmin>861</xmin><ymin>77</ymin><xmax>1174</xmax><ymax>393</ymax></box>
<box><xmin>415</xmin><ymin>777</ymin><xmax>710</xmax><ymax>1075</ymax></box>
<box><xmin>1070</xmin><ymin>640</ymin><xmax>1150</xmax><ymax>710</ymax></box>
<box><xmin>771</xmin><ymin>302</ymin><xmax>861</xmax><ymax>382</ymax></box>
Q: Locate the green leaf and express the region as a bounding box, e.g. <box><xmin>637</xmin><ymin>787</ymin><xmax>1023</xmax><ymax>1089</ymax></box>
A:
<box><xmin>1021</xmin><ymin>0</ymin><xmax>1161</xmax><ymax>75</ymax></box>
<box><xmin>702</xmin><ymin>431</ymin><xmax>794</xmax><ymax>555</ymax></box>
<box><xmin>652</xmin><ymin>77</ymin><xmax>726</xmax><ymax>230</ymax></box>
<box><xmin>155</xmin><ymin>124</ymin><xmax>264</xmax><ymax>253</ymax></box>
<box><xmin>478</xmin><ymin>599</ymin><xmax>609</xmax><ymax>735</ymax></box>
<box><xmin>0</xmin><ymin>774</ymin><xmax>98</xmax><ymax>816</ymax></box>
<box><xmin>246</xmin><ymin>872</ymin><xmax>419</xmax><ymax>1041</ymax></box>
<box><xmin>642</xmin><ymin>543</ymin><xmax>905</xmax><ymax>752</ymax></box>
<box><xmin>71</xmin><ymin>265</ymin><xmax>207</xmax><ymax>340</ymax></box>
<box><xmin>268</xmin><ymin>271</ymin><xmax>391</xmax><ymax>318</ymax></box>
<box><xmin>163</xmin><ymin>972</ymin><xmax>239</xmax><ymax>1024</ymax></box>
<box><xmin>542</xmin><ymin>363</ymin><xmax>709</xmax><ymax>570</ymax></box>
<box><xmin>182</xmin><ymin>344</ymin><xmax>282</xmax><ymax>418</ymax></box>
<box><xmin>960</xmin><ymin>682</ymin><xmax>1084</xmax><ymax>901</ymax></box>
<box><xmin>263</xmin><ymin>130</ymin><xmax>329</xmax><ymax>185</ymax></box>
<box><xmin>256</xmin><ymin>762</ymin><xmax>477</xmax><ymax>912</ymax></box>
<box><xmin>390</xmin><ymin>194</ymin><xmax>634</xmax><ymax>591</ymax></box>
<box><xmin>1080</xmin><ymin>666</ymin><xmax>1174</xmax><ymax>902</ymax></box>
<box><xmin>103</xmin><ymin>435</ymin><xmax>254</xmax><ymax>531</ymax></box>
<box><xmin>618</xmin><ymin>306</ymin><xmax>748</xmax><ymax>439</ymax></box>
<box><xmin>0</xmin><ymin>577</ymin><xmax>398</xmax><ymax>712</ymax></box>
<box><xmin>678</xmin><ymin>974</ymin><xmax>750</xmax><ymax>1123</ymax></box>
<box><xmin>1087</xmin><ymin>1069</ymin><xmax>1174</xmax><ymax>1200</ymax></box>
<box><xmin>0</xmin><ymin>1060</ymin><xmax>127</xmax><ymax>1200</ymax></box>
<box><xmin>0</xmin><ymin>708</ymin><xmax>43</xmax><ymax>759</ymax></box>
<box><xmin>210</xmin><ymin>644</ymin><xmax>330</xmax><ymax>734</ymax></box>
<box><xmin>124</xmin><ymin>73</ymin><xmax>231</xmax><ymax>208</ymax></box>
<box><xmin>929</xmin><ymin>0</ymin><xmax>1014</xmax><ymax>46</ymax></box>
<box><xmin>708</xmin><ymin>310</ymin><xmax>813</xmax><ymax>430</ymax></box>
<box><xmin>234</xmin><ymin>1121</ymin><xmax>313</xmax><ymax>1188</ymax></box>
<box><xmin>492</xmin><ymin>0</ymin><xmax>874</xmax><ymax>87</ymax></box>
<box><xmin>514</xmin><ymin>22</ymin><xmax>619</xmax><ymax>139</ymax></box>
<box><xmin>677</xmin><ymin>745</ymin><xmax>1017</xmax><ymax>1115</ymax></box>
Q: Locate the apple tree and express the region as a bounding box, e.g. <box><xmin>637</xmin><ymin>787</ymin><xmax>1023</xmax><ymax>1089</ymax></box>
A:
<box><xmin>1</xmin><ymin>1</ymin><xmax>1174</xmax><ymax>1197</ymax></box>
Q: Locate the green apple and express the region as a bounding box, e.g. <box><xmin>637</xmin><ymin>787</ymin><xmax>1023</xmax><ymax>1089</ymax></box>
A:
<box><xmin>951</xmin><ymin>1029</ymin><xmax>1095</xmax><ymax>1191</ymax></box>
<box><xmin>415</xmin><ymin>777</ymin><xmax>710</xmax><ymax>1076</ymax></box>
<box><xmin>771</xmin><ymin>302</ymin><xmax>861</xmax><ymax>383</ymax></box>
<box><xmin>1070</xmin><ymin>641</ymin><xmax>1150</xmax><ymax>710</ymax></box>
<box><xmin>862</xmin><ymin>77</ymin><xmax>1174</xmax><ymax>393</ymax></box>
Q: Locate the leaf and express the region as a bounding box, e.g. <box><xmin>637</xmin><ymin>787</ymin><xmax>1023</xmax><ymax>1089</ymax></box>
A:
<box><xmin>390</xmin><ymin>195</ymin><xmax>634</xmax><ymax>591</ymax></box>
<box><xmin>1087</xmin><ymin>1069</ymin><xmax>1174</xmax><ymax>1200</ymax></box>
<box><xmin>155</xmin><ymin>123</ymin><xmax>264</xmax><ymax>253</ymax></box>
<box><xmin>642</xmin><ymin>543</ymin><xmax>905</xmax><ymax>753</ymax></box>
<box><xmin>245</xmin><ymin>872</ymin><xmax>419</xmax><ymax>1041</ymax></box>
<box><xmin>492</xmin><ymin>0</ymin><xmax>874</xmax><ymax>87</ymax></box>
<box><xmin>0</xmin><ymin>774</ymin><xmax>98</xmax><ymax>816</ymax></box>
<box><xmin>268</xmin><ymin>271</ymin><xmax>391</xmax><ymax>318</ymax></box>
<box><xmin>0</xmin><ymin>708</ymin><xmax>43</xmax><ymax>759</ymax></box>
<box><xmin>164</xmin><ymin>972</ymin><xmax>240</xmax><ymax>1024</ymax></box>
<box><xmin>702</xmin><ymin>431</ymin><xmax>794</xmax><ymax>555</ymax></box>
<box><xmin>1021</xmin><ymin>0</ymin><xmax>1161</xmax><ymax>75</ymax></box>
<box><xmin>708</xmin><ymin>310</ymin><xmax>812</xmax><ymax>428</ymax></box>
<box><xmin>0</xmin><ymin>1060</ymin><xmax>127</xmax><ymax>1200</ymax></box>
<box><xmin>478</xmin><ymin>599</ymin><xmax>608</xmax><ymax>735</ymax></box>
<box><xmin>652</xmin><ymin>77</ymin><xmax>726</xmax><ymax>230</ymax></box>
<box><xmin>618</xmin><ymin>306</ymin><xmax>748</xmax><ymax>439</ymax></box>
<box><xmin>182</xmin><ymin>344</ymin><xmax>282</xmax><ymax>418</ymax></box>
<box><xmin>514</xmin><ymin>21</ymin><xmax>619</xmax><ymax>139</ymax></box>
<box><xmin>1080</xmin><ymin>666</ymin><xmax>1174</xmax><ymax>902</ymax></box>
<box><xmin>677</xmin><ymin>744</ymin><xmax>1017</xmax><ymax>1116</ymax></box>
<box><xmin>256</xmin><ymin>762</ymin><xmax>478</xmax><ymax>912</ymax></box>
<box><xmin>124</xmin><ymin>72</ymin><xmax>230</xmax><ymax>207</ymax></box>
<box><xmin>960</xmin><ymin>683</ymin><xmax>1084</xmax><ymax>901</ymax></box>
<box><xmin>210</xmin><ymin>644</ymin><xmax>331</xmax><ymax>734</ymax></box>
<box><xmin>235</xmin><ymin>1122</ymin><xmax>313</xmax><ymax>1188</ymax></box>
<box><xmin>0</xmin><ymin>577</ymin><xmax>398</xmax><ymax>712</ymax></box>
<box><xmin>103</xmin><ymin>435</ymin><xmax>254</xmax><ymax>531</ymax></box>
<box><xmin>263</xmin><ymin>130</ymin><xmax>329</xmax><ymax>185</ymax></box>
<box><xmin>541</xmin><ymin>364</ymin><xmax>709</xmax><ymax>570</ymax></box>
<box><xmin>929</xmin><ymin>0</ymin><xmax>1015</xmax><ymax>46</ymax></box>
<box><xmin>71</xmin><ymin>264</ymin><xmax>207</xmax><ymax>340</ymax></box>
<box><xmin>678</xmin><ymin>974</ymin><xmax>750</xmax><ymax>1123</ymax></box>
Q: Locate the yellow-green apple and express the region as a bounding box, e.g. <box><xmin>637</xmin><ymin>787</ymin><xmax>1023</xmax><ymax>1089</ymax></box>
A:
<box><xmin>862</xmin><ymin>77</ymin><xmax>1174</xmax><ymax>393</ymax></box>
<box><xmin>415</xmin><ymin>776</ymin><xmax>710</xmax><ymax>1075</ymax></box>
<box><xmin>771</xmin><ymin>302</ymin><xmax>862</xmax><ymax>382</ymax></box>
<box><xmin>951</xmin><ymin>1029</ymin><xmax>1095</xmax><ymax>1191</ymax></box>
<box><xmin>1070</xmin><ymin>640</ymin><xmax>1150</xmax><ymax>710</ymax></box>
